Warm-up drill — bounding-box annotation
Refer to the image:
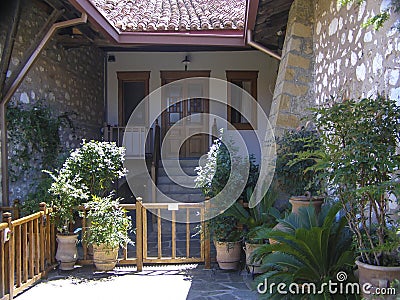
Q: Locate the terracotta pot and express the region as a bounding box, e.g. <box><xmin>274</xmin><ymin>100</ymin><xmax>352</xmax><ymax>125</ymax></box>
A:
<box><xmin>244</xmin><ymin>242</ymin><xmax>263</xmax><ymax>274</ymax></box>
<box><xmin>289</xmin><ymin>195</ymin><xmax>324</xmax><ymax>215</ymax></box>
<box><xmin>214</xmin><ymin>240</ymin><xmax>242</xmax><ymax>270</ymax></box>
<box><xmin>56</xmin><ymin>234</ymin><xmax>78</xmax><ymax>270</ymax></box>
<box><xmin>356</xmin><ymin>259</ymin><xmax>400</xmax><ymax>299</ymax></box>
<box><xmin>93</xmin><ymin>244</ymin><xmax>119</xmax><ymax>271</ymax></box>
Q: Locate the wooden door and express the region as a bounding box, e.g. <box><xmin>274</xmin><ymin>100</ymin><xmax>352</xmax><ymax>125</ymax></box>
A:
<box><xmin>161</xmin><ymin>71</ymin><xmax>210</xmax><ymax>158</ymax></box>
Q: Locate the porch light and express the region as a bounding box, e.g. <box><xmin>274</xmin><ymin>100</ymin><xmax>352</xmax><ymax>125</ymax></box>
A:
<box><xmin>182</xmin><ymin>55</ymin><xmax>190</xmax><ymax>71</ymax></box>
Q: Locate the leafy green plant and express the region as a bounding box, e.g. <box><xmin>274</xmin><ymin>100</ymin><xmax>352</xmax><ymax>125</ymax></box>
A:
<box><xmin>253</xmin><ymin>204</ymin><xmax>356</xmax><ymax>299</ymax></box>
<box><xmin>20</xmin><ymin>178</ymin><xmax>53</xmax><ymax>217</ymax></box>
<box><xmin>46</xmin><ymin>140</ymin><xmax>127</xmax><ymax>206</ymax></box>
<box><xmin>340</xmin><ymin>0</ymin><xmax>400</xmax><ymax>31</ymax></box>
<box><xmin>225</xmin><ymin>186</ymin><xmax>281</xmax><ymax>243</ymax></box>
<box><xmin>59</xmin><ymin>140</ymin><xmax>127</xmax><ymax>198</ymax></box>
<box><xmin>195</xmin><ymin>131</ymin><xmax>258</xmax><ymax>200</ymax></box>
<box><xmin>309</xmin><ymin>95</ymin><xmax>400</xmax><ymax>267</ymax></box>
<box><xmin>47</xmin><ymin>173</ymin><xmax>89</xmax><ymax>234</ymax></box>
<box><xmin>208</xmin><ymin>214</ymin><xmax>242</xmax><ymax>242</ymax></box>
<box><xmin>276</xmin><ymin>127</ymin><xmax>323</xmax><ymax>196</ymax></box>
<box><xmin>83</xmin><ymin>195</ymin><xmax>133</xmax><ymax>249</ymax></box>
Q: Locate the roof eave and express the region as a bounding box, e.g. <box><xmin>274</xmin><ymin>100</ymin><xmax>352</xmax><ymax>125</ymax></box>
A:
<box><xmin>69</xmin><ymin>0</ymin><xmax>247</xmax><ymax>47</ymax></box>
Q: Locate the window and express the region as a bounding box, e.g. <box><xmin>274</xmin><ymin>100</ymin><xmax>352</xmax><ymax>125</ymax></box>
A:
<box><xmin>117</xmin><ymin>71</ymin><xmax>150</xmax><ymax>126</ymax></box>
<box><xmin>226</xmin><ymin>71</ymin><xmax>258</xmax><ymax>130</ymax></box>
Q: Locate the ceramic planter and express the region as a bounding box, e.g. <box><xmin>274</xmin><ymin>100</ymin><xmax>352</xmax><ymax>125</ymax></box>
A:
<box><xmin>93</xmin><ymin>244</ymin><xmax>119</xmax><ymax>271</ymax></box>
<box><xmin>56</xmin><ymin>234</ymin><xmax>78</xmax><ymax>270</ymax></box>
<box><xmin>356</xmin><ymin>259</ymin><xmax>400</xmax><ymax>299</ymax></box>
<box><xmin>289</xmin><ymin>195</ymin><xmax>324</xmax><ymax>215</ymax></box>
<box><xmin>244</xmin><ymin>242</ymin><xmax>263</xmax><ymax>274</ymax></box>
<box><xmin>214</xmin><ymin>240</ymin><xmax>242</xmax><ymax>270</ymax></box>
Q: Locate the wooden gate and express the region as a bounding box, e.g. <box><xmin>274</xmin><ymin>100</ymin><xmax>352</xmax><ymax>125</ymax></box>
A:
<box><xmin>79</xmin><ymin>199</ymin><xmax>211</xmax><ymax>271</ymax></box>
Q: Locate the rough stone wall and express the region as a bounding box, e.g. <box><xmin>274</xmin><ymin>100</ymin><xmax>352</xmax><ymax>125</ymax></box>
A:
<box><xmin>313</xmin><ymin>0</ymin><xmax>399</xmax><ymax>104</ymax></box>
<box><xmin>269</xmin><ymin>0</ymin><xmax>315</xmax><ymax>137</ymax></box>
<box><xmin>0</xmin><ymin>0</ymin><xmax>104</xmax><ymax>201</ymax></box>
<box><xmin>270</xmin><ymin>0</ymin><xmax>399</xmax><ymax>137</ymax></box>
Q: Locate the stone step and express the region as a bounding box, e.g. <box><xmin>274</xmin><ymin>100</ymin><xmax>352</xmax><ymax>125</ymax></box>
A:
<box><xmin>158</xmin><ymin>166</ymin><xmax>198</xmax><ymax>177</ymax></box>
<box><xmin>157</xmin><ymin>183</ymin><xmax>202</xmax><ymax>194</ymax></box>
<box><xmin>157</xmin><ymin>175</ymin><xmax>197</xmax><ymax>185</ymax></box>
<box><xmin>160</xmin><ymin>159</ymin><xmax>200</xmax><ymax>168</ymax></box>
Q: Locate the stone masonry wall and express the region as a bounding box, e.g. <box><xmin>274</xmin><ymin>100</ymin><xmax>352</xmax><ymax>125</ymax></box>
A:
<box><xmin>269</xmin><ymin>0</ymin><xmax>315</xmax><ymax>137</ymax></box>
<box><xmin>313</xmin><ymin>0</ymin><xmax>399</xmax><ymax>104</ymax></box>
<box><xmin>270</xmin><ymin>0</ymin><xmax>399</xmax><ymax>138</ymax></box>
<box><xmin>0</xmin><ymin>0</ymin><xmax>104</xmax><ymax>202</ymax></box>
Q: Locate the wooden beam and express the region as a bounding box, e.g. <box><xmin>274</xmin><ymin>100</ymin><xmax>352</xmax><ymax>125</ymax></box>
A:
<box><xmin>3</xmin><ymin>9</ymin><xmax>64</xmax><ymax>96</ymax></box>
<box><xmin>0</xmin><ymin>0</ymin><xmax>21</xmax><ymax>97</ymax></box>
<box><xmin>0</xmin><ymin>11</ymin><xmax>87</xmax><ymax>206</ymax></box>
<box><xmin>0</xmin><ymin>0</ymin><xmax>21</xmax><ymax>207</ymax></box>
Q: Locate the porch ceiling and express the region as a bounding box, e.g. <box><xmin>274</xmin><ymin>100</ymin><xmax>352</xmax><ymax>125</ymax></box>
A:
<box><xmin>253</xmin><ymin>0</ymin><xmax>294</xmax><ymax>51</ymax></box>
<box><xmin>40</xmin><ymin>0</ymin><xmax>293</xmax><ymax>51</ymax></box>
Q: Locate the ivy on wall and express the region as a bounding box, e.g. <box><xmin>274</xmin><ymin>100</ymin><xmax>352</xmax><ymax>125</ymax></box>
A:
<box><xmin>340</xmin><ymin>0</ymin><xmax>400</xmax><ymax>30</ymax></box>
<box><xmin>7</xmin><ymin>101</ymin><xmax>74</xmax><ymax>215</ymax></box>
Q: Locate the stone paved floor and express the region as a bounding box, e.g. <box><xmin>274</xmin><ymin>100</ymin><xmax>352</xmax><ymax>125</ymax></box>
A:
<box><xmin>15</xmin><ymin>264</ymin><xmax>259</xmax><ymax>300</ymax></box>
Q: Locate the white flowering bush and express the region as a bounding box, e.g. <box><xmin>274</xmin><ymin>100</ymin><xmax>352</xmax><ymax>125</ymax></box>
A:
<box><xmin>46</xmin><ymin>140</ymin><xmax>127</xmax><ymax>233</ymax></box>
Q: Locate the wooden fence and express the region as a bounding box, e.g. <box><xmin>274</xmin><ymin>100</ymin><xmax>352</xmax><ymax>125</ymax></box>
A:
<box><xmin>0</xmin><ymin>203</ymin><xmax>56</xmax><ymax>300</ymax></box>
<box><xmin>78</xmin><ymin>200</ymin><xmax>211</xmax><ymax>271</ymax></box>
<box><xmin>0</xmin><ymin>198</ymin><xmax>211</xmax><ymax>299</ymax></box>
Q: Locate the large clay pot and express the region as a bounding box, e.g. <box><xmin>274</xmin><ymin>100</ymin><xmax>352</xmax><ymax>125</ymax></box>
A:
<box><xmin>244</xmin><ymin>242</ymin><xmax>263</xmax><ymax>274</ymax></box>
<box><xmin>56</xmin><ymin>234</ymin><xmax>78</xmax><ymax>270</ymax></box>
<box><xmin>93</xmin><ymin>244</ymin><xmax>119</xmax><ymax>271</ymax></box>
<box><xmin>214</xmin><ymin>240</ymin><xmax>242</xmax><ymax>270</ymax></box>
<box><xmin>289</xmin><ymin>195</ymin><xmax>324</xmax><ymax>215</ymax></box>
<box><xmin>356</xmin><ymin>259</ymin><xmax>400</xmax><ymax>299</ymax></box>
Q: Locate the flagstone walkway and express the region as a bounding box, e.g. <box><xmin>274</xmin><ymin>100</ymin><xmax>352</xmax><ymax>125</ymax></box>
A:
<box><xmin>15</xmin><ymin>264</ymin><xmax>258</xmax><ymax>300</ymax></box>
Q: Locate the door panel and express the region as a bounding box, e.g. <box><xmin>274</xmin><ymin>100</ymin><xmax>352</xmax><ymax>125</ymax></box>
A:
<box><xmin>161</xmin><ymin>72</ymin><xmax>210</xmax><ymax>158</ymax></box>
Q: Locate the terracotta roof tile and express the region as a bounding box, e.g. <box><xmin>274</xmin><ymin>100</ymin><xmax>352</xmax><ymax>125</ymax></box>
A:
<box><xmin>89</xmin><ymin>0</ymin><xmax>246</xmax><ymax>32</ymax></box>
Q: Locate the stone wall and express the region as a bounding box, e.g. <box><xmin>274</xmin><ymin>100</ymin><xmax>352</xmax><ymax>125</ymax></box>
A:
<box><xmin>269</xmin><ymin>0</ymin><xmax>316</xmax><ymax>137</ymax></box>
<box><xmin>314</xmin><ymin>0</ymin><xmax>399</xmax><ymax>104</ymax></box>
<box><xmin>270</xmin><ymin>0</ymin><xmax>399</xmax><ymax>136</ymax></box>
<box><xmin>0</xmin><ymin>0</ymin><xmax>104</xmax><ymax>202</ymax></box>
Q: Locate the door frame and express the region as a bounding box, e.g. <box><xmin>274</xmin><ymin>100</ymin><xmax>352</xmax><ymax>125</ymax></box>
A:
<box><xmin>160</xmin><ymin>71</ymin><xmax>210</xmax><ymax>157</ymax></box>
<box><xmin>117</xmin><ymin>71</ymin><xmax>150</xmax><ymax>126</ymax></box>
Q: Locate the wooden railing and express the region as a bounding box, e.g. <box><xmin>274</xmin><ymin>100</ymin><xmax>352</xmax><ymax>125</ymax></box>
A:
<box><xmin>0</xmin><ymin>200</ymin><xmax>20</xmax><ymax>220</ymax></box>
<box><xmin>0</xmin><ymin>203</ymin><xmax>56</xmax><ymax>300</ymax></box>
<box><xmin>103</xmin><ymin>125</ymin><xmax>153</xmax><ymax>158</ymax></box>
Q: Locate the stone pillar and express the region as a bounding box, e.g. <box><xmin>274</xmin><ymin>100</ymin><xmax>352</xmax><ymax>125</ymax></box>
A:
<box><xmin>269</xmin><ymin>0</ymin><xmax>315</xmax><ymax>137</ymax></box>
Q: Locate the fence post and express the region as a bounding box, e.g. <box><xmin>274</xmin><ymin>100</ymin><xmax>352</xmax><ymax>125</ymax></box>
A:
<box><xmin>39</xmin><ymin>203</ymin><xmax>46</xmax><ymax>272</ymax></box>
<box><xmin>3</xmin><ymin>212</ymin><xmax>14</xmax><ymax>299</ymax></box>
<box><xmin>13</xmin><ymin>199</ymin><xmax>19</xmax><ymax>220</ymax></box>
<box><xmin>204</xmin><ymin>198</ymin><xmax>211</xmax><ymax>269</ymax></box>
<box><xmin>136</xmin><ymin>198</ymin><xmax>143</xmax><ymax>272</ymax></box>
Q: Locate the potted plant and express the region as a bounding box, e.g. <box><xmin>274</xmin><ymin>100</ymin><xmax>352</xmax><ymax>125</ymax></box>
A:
<box><xmin>253</xmin><ymin>204</ymin><xmax>356</xmax><ymax>299</ymax></box>
<box><xmin>310</xmin><ymin>95</ymin><xmax>400</xmax><ymax>297</ymax></box>
<box><xmin>226</xmin><ymin>186</ymin><xmax>280</xmax><ymax>274</ymax></box>
<box><xmin>276</xmin><ymin>127</ymin><xmax>325</xmax><ymax>214</ymax></box>
<box><xmin>83</xmin><ymin>194</ymin><xmax>133</xmax><ymax>271</ymax></box>
<box><xmin>47</xmin><ymin>174</ymin><xmax>88</xmax><ymax>270</ymax></box>
<box><xmin>208</xmin><ymin>214</ymin><xmax>243</xmax><ymax>270</ymax></box>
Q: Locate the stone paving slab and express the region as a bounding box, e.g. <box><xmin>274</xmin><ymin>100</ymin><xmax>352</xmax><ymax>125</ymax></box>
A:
<box><xmin>15</xmin><ymin>264</ymin><xmax>259</xmax><ymax>300</ymax></box>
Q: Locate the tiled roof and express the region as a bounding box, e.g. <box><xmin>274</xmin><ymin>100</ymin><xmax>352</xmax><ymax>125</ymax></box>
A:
<box><xmin>89</xmin><ymin>0</ymin><xmax>246</xmax><ymax>32</ymax></box>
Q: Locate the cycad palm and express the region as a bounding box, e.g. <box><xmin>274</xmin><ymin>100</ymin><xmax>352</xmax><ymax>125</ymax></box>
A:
<box><xmin>253</xmin><ymin>204</ymin><xmax>357</xmax><ymax>300</ymax></box>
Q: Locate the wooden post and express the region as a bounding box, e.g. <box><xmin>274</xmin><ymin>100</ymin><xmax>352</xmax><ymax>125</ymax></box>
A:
<box><xmin>204</xmin><ymin>198</ymin><xmax>211</xmax><ymax>269</ymax></box>
<box><xmin>13</xmin><ymin>200</ymin><xmax>19</xmax><ymax>220</ymax></box>
<box><xmin>39</xmin><ymin>203</ymin><xmax>46</xmax><ymax>272</ymax></box>
<box><xmin>3</xmin><ymin>212</ymin><xmax>14</xmax><ymax>299</ymax></box>
<box><xmin>135</xmin><ymin>198</ymin><xmax>143</xmax><ymax>272</ymax></box>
